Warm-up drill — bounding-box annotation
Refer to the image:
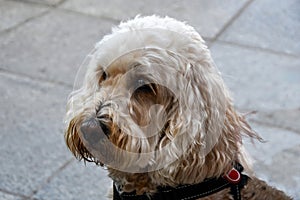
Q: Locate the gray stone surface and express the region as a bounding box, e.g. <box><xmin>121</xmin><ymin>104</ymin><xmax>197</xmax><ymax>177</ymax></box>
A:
<box><xmin>245</xmin><ymin>124</ymin><xmax>300</xmax><ymax>199</ymax></box>
<box><xmin>210</xmin><ymin>42</ymin><xmax>300</xmax><ymax>111</ymax></box>
<box><xmin>0</xmin><ymin>0</ymin><xmax>48</xmax><ymax>32</ymax></box>
<box><xmin>0</xmin><ymin>192</ymin><xmax>22</xmax><ymax>200</ymax></box>
<box><xmin>0</xmin><ymin>9</ymin><xmax>115</xmax><ymax>86</ymax></box>
<box><xmin>61</xmin><ymin>0</ymin><xmax>248</xmax><ymax>38</ymax></box>
<box><xmin>20</xmin><ymin>0</ymin><xmax>63</xmax><ymax>6</ymax></box>
<box><xmin>0</xmin><ymin>0</ymin><xmax>299</xmax><ymax>199</ymax></box>
<box><xmin>0</xmin><ymin>72</ymin><xmax>71</xmax><ymax>196</ymax></box>
<box><xmin>219</xmin><ymin>0</ymin><xmax>300</xmax><ymax>55</ymax></box>
<box><xmin>34</xmin><ymin>160</ymin><xmax>111</xmax><ymax>200</ymax></box>
<box><xmin>249</xmin><ymin>108</ymin><xmax>300</xmax><ymax>134</ymax></box>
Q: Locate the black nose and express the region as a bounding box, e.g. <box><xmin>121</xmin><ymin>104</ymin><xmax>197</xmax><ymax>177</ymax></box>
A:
<box><xmin>80</xmin><ymin>118</ymin><xmax>109</xmax><ymax>146</ymax></box>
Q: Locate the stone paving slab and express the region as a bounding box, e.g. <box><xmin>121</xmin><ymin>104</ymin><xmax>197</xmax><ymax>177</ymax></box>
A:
<box><xmin>245</xmin><ymin>123</ymin><xmax>300</xmax><ymax>199</ymax></box>
<box><xmin>0</xmin><ymin>0</ymin><xmax>299</xmax><ymax>199</ymax></box>
<box><xmin>0</xmin><ymin>72</ymin><xmax>72</xmax><ymax>196</ymax></box>
<box><xmin>249</xmin><ymin>108</ymin><xmax>300</xmax><ymax>134</ymax></box>
<box><xmin>0</xmin><ymin>192</ymin><xmax>22</xmax><ymax>200</ymax></box>
<box><xmin>0</xmin><ymin>0</ymin><xmax>48</xmax><ymax>32</ymax></box>
<box><xmin>34</xmin><ymin>160</ymin><xmax>111</xmax><ymax>200</ymax></box>
<box><xmin>0</xmin><ymin>9</ymin><xmax>115</xmax><ymax>86</ymax></box>
<box><xmin>210</xmin><ymin>42</ymin><xmax>300</xmax><ymax>112</ymax></box>
<box><xmin>219</xmin><ymin>0</ymin><xmax>300</xmax><ymax>56</ymax></box>
<box><xmin>61</xmin><ymin>0</ymin><xmax>248</xmax><ymax>38</ymax></box>
<box><xmin>19</xmin><ymin>0</ymin><xmax>63</xmax><ymax>6</ymax></box>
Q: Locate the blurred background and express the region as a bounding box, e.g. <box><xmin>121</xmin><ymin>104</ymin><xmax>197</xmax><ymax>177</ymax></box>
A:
<box><xmin>0</xmin><ymin>0</ymin><xmax>299</xmax><ymax>199</ymax></box>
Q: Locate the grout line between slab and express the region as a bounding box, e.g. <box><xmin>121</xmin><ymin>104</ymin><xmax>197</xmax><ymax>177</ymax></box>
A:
<box><xmin>5</xmin><ymin>0</ymin><xmax>120</xmax><ymax>24</ymax></box>
<box><xmin>4</xmin><ymin>0</ymin><xmax>65</xmax><ymax>7</ymax></box>
<box><xmin>28</xmin><ymin>158</ymin><xmax>74</xmax><ymax>198</ymax></box>
<box><xmin>0</xmin><ymin>0</ymin><xmax>69</xmax><ymax>36</ymax></box>
<box><xmin>56</xmin><ymin>0</ymin><xmax>68</xmax><ymax>7</ymax></box>
<box><xmin>0</xmin><ymin>188</ymin><xmax>30</xmax><ymax>199</ymax></box>
<box><xmin>0</xmin><ymin>68</ymin><xmax>73</xmax><ymax>89</ymax></box>
<box><xmin>215</xmin><ymin>40</ymin><xmax>299</xmax><ymax>58</ymax></box>
<box><xmin>250</xmin><ymin>119</ymin><xmax>300</xmax><ymax>135</ymax></box>
<box><xmin>0</xmin><ymin>9</ymin><xmax>51</xmax><ymax>36</ymax></box>
<box><xmin>211</xmin><ymin>0</ymin><xmax>255</xmax><ymax>43</ymax></box>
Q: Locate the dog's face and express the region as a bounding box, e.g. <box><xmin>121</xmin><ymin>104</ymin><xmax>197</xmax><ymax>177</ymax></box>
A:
<box><xmin>84</xmin><ymin>49</ymin><xmax>181</xmax><ymax>164</ymax></box>
<box><xmin>65</xmin><ymin>47</ymin><xmax>223</xmax><ymax>170</ymax></box>
<box><xmin>64</xmin><ymin>16</ymin><xmax>258</xmax><ymax>193</ymax></box>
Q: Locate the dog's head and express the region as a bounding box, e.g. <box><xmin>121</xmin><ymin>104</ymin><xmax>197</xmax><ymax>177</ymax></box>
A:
<box><xmin>64</xmin><ymin>16</ymin><xmax>259</xmax><ymax>193</ymax></box>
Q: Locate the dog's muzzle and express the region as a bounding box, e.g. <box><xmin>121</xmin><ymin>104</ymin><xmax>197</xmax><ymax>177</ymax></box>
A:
<box><xmin>80</xmin><ymin>118</ymin><xmax>110</xmax><ymax>146</ymax></box>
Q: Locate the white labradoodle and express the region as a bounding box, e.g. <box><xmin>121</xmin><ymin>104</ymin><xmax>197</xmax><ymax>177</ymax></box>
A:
<box><xmin>65</xmin><ymin>16</ymin><xmax>291</xmax><ymax>200</ymax></box>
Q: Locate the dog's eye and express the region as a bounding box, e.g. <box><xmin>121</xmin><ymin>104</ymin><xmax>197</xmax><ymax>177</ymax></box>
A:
<box><xmin>99</xmin><ymin>71</ymin><xmax>108</xmax><ymax>84</ymax></box>
<box><xmin>102</xmin><ymin>72</ymin><xmax>107</xmax><ymax>80</ymax></box>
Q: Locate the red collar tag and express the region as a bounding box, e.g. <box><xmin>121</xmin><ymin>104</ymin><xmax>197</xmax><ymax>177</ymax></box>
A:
<box><xmin>224</xmin><ymin>168</ymin><xmax>241</xmax><ymax>184</ymax></box>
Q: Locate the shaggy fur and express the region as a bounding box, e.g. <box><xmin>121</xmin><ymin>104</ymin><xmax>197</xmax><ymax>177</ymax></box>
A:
<box><xmin>65</xmin><ymin>16</ymin><xmax>292</xmax><ymax>199</ymax></box>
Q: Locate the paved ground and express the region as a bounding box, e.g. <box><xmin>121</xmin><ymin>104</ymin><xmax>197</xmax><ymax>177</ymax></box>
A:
<box><xmin>0</xmin><ymin>0</ymin><xmax>299</xmax><ymax>199</ymax></box>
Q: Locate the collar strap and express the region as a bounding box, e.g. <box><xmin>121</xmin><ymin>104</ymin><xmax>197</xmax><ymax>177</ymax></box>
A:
<box><xmin>113</xmin><ymin>163</ymin><xmax>248</xmax><ymax>200</ymax></box>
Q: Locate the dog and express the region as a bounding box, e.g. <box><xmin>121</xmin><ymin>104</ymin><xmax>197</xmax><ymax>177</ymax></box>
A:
<box><xmin>64</xmin><ymin>15</ymin><xmax>292</xmax><ymax>200</ymax></box>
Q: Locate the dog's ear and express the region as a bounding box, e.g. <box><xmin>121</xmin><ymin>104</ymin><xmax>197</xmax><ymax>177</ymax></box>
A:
<box><xmin>224</xmin><ymin>106</ymin><xmax>262</xmax><ymax>143</ymax></box>
<box><xmin>187</xmin><ymin>61</ymin><xmax>261</xmax><ymax>142</ymax></box>
<box><xmin>222</xmin><ymin>106</ymin><xmax>263</xmax><ymax>172</ymax></box>
<box><xmin>185</xmin><ymin>61</ymin><xmax>262</xmax><ymax>167</ymax></box>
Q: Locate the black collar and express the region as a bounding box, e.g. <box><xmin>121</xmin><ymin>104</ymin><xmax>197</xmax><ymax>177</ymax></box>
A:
<box><xmin>113</xmin><ymin>163</ymin><xmax>248</xmax><ymax>200</ymax></box>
